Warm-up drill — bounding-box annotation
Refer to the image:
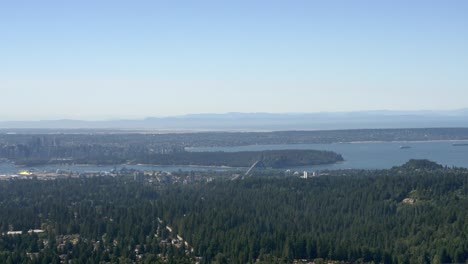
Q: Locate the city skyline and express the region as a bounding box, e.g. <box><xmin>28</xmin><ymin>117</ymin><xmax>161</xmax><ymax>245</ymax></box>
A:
<box><xmin>1</xmin><ymin>1</ymin><xmax>468</xmax><ymax>121</ymax></box>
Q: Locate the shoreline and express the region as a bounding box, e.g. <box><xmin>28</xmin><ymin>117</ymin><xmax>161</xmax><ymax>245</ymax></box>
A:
<box><xmin>187</xmin><ymin>139</ymin><xmax>468</xmax><ymax>150</ymax></box>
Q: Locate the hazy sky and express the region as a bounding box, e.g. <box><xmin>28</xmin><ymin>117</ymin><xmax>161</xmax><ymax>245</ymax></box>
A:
<box><xmin>1</xmin><ymin>0</ymin><xmax>468</xmax><ymax>120</ymax></box>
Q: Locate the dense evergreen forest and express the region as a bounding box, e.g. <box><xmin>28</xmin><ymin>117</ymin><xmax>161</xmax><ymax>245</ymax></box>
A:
<box><xmin>0</xmin><ymin>160</ymin><xmax>467</xmax><ymax>263</ymax></box>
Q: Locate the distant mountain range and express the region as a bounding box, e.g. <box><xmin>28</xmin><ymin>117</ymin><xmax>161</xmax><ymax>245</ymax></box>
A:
<box><xmin>1</xmin><ymin>110</ymin><xmax>468</xmax><ymax>131</ymax></box>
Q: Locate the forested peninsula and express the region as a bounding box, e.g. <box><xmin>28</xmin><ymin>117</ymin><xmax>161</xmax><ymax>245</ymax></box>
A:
<box><xmin>12</xmin><ymin>149</ymin><xmax>343</xmax><ymax>168</ymax></box>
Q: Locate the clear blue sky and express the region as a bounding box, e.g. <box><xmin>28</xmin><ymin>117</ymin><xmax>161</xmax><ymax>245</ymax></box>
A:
<box><xmin>1</xmin><ymin>0</ymin><xmax>467</xmax><ymax>120</ymax></box>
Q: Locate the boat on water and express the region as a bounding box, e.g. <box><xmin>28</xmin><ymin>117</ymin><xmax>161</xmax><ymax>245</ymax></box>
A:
<box><xmin>399</xmin><ymin>145</ymin><xmax>411</xmax><ymax>149</ymax></box>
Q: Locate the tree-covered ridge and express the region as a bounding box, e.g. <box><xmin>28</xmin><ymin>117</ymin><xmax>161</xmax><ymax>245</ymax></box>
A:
<box><xmin>0</xmin><ymin>162</ymin><xmax>466</xmax><ymax>263</ymax></box>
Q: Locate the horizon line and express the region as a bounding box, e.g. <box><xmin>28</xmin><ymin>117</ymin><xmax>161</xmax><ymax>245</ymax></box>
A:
<box><xmin>0</xmin><ymin>108</ymin><xmax>467</xmax><ymax>123</ymax></box>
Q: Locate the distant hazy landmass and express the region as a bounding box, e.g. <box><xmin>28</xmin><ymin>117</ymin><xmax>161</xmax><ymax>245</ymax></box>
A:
<box><xmin>1</xmin><ymin>110</ymin><xmax>468</xmax><ymax>130</ymax></box>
